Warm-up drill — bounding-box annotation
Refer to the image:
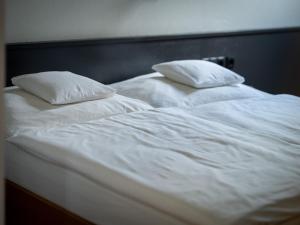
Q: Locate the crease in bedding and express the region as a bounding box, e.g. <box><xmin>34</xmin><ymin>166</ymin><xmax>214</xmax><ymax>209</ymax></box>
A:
<box><xmin>7</xmin><ymin>94</ymin><xmax>300</xmax><ymax>225</ymax></box>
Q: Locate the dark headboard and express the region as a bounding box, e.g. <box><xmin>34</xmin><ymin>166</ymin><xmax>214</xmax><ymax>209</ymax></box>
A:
<box><xmin>6</xmin><ymin>28</ymin><xmax>300</xmax><ymax>95</ymax></box>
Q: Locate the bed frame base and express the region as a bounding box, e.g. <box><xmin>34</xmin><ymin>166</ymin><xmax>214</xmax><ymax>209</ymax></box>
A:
<box><xmin>5</xmin><ymin>180</ymin><xmax>95</xmax><ymax>225</ymax></box>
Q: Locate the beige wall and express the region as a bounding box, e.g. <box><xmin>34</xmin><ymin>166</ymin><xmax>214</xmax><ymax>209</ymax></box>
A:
<box><xmin>5</xmin><ymin>0</ymin><xmax>300</xmax><ymax>43</ymax></box>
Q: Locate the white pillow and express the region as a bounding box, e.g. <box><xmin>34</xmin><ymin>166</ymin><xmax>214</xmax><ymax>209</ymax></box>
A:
<box><xmin>152</xmin><ymin>60</ymin><xmax>245</xmax><ymax>88</ymax></box>
<box><xmin>12</xmin><ymin>71</ymin><xmax>116</xmax><ymax>104</ymax></box>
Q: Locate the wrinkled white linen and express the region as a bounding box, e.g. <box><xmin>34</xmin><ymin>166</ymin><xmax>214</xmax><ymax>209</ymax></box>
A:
<box><xmin>8</xmin><ymin>94</ymin><xmax>300</xmax><ymax>225</ymax></box>
<box><xmin>4</xmin><ymin>87</ymin><xmax>153</xmax><ymax>137</ymax></box>
<box><xmin>110</xmin><ymin>73</ymin><xmax>270</xmax><ymax>107</ymax></box>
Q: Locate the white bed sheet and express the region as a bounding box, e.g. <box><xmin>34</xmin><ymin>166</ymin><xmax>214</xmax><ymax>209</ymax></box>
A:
<box><xmin>8</xmin><ymin>94</ymin><xmax>300</xmax><ymax>225</ymax></box>
<box><xmin>5</xmin><ymin>141</ymin><xmax>188</xmax><ymax>225</ymax></box>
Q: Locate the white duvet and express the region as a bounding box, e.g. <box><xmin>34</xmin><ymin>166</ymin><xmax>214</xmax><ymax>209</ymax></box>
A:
<box><xmin>8</xmin><ymin>94</ymin><xmax>300</xmax><ymax>225</ymax></box>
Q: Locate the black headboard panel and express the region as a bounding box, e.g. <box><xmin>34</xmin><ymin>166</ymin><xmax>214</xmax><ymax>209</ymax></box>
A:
<box><xmin>6</xmin><ymin>28</ymin><xmax>300</xmax><ymax>96</ymax></box>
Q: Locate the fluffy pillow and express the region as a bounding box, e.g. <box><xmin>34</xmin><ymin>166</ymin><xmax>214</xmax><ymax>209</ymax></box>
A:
<box><xmin>12</xmin><ymin>71</ymin><xmax>116</xmax><ymax>104</ymax></box>
<box><xmin>152</xmin><ymin>60</ymin><xmax>245</xmax><ymax>88</ymax></box>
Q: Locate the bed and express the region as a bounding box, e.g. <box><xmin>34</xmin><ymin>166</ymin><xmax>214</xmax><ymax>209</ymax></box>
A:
<box><xmin>4</xmin><ymin>31</ymin><xmax>300</xmax><ymax>225</ymax></box>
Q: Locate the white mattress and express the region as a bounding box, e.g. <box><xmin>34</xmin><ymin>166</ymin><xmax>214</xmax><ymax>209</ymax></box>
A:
<box><xmin>5</xmin><ymin>141</ymin><xmax>187</xmax><ymax>225</ymax></box>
